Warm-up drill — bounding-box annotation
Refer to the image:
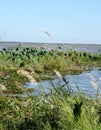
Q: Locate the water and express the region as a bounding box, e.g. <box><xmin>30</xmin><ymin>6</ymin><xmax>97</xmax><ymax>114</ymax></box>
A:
<box><xmin>66</xmin><ymin>69</ymin><xmax>101</xmax><ymax>96</ymax></box>
<box><xmin>24</xmin><ymin>68</ymin><xmax>101</xmax><ymax>96</ymax></box>
<box><xmin>0</xmin><ymin>42</ymin><xmax>101</xmax><ymax>54</ymax></box>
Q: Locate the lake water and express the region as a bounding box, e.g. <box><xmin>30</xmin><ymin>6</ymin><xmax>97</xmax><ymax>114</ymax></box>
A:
<box><xmin>24</xmin><ymin>68</ymin><xmax>101</xmax><ymax>97</ymax></box>
<box><xmin>0</xmin><ymin>42</ymin><xmax>101</xmax><ymax>54</ymax></box>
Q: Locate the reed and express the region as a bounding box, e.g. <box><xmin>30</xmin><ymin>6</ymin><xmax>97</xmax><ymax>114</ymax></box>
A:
<box><xmin>86</xmin><ymin>73</ymin><xmax>99</xmax><ymax>96</ymax></box>
<box><xmin>0</xmin><ymin>72</ymin><xmax>101</xmax><ymax>130</ymax></box>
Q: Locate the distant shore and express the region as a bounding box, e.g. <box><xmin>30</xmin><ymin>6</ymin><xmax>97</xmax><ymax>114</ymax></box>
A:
<box><xmin>0</xmin><ymin>41</ymin><xmax>101</xmax><ymax>54</ymax></box>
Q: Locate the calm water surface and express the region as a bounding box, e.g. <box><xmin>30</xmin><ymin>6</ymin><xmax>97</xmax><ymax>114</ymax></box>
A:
<box><xmin>0</xmin><ymin>42</ymin><xmax>101</xmax><ymax>54</ymax></box>
<box><xmin>24</xmin><ymin>68</ymin><xmax>101</xmax><ymax>96</ymax></box>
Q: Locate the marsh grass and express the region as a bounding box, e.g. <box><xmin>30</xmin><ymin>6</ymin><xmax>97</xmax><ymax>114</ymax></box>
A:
<box><xmin>0</xmin><ymin>47</ymin><xmax>101</xmax><ymax>129</ymax></box>
<box><xmin>0</xmin><ymin>89</ymin><xmax>100</xmax><ymax>130</ymax></box>
<box><xmin>86</xmin><ymin>73</ymin><xmax>99</xmax><ymax>96</ymax></box>
<box><xmin>0</xmin><ymin>72</ymin><xmax>101</xmax><ymax>130</ymax></box>
<box><xmin>1</xmin><ymin>47</ymin><xmax>100</xmax><ymax>93</ymax></box>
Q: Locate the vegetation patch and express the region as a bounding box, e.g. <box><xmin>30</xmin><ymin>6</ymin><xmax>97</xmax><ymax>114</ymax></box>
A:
<box><xmin>0</xmin><ymin>83</ymin><xmax>101</xmax><ymax>130</ymax></box>
<box><xmin>0</xmin><ymin>47</ymin><xmax>101</xmax><ymax>93</ymax></box>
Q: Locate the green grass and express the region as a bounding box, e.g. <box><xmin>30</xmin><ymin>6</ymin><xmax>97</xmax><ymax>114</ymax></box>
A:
<box><xmin>0</xmin><ymin>84</ymin><xmax>101</xmax><ymax>130</ymax></box>
<box><xmin>0</xmin><ymin>47</ymin><xmax>101</xmax><ymax>93</ymax></box>
<box><xmin>0</xmin><ymin>47</ymin><xmax>101</xmax><ymax>129</ymax></box>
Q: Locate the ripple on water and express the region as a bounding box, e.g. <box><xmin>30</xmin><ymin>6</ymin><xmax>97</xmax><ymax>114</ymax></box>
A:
<box><xmin>24</xmin><ymin>68</ymin><xmax>101</xmax><ymax>97</ymax></box>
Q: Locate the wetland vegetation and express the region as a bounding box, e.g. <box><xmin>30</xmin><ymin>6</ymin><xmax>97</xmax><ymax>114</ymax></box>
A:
<box><xmin>0</xmin><ymin>46</ymin><xmax>101</xmax><ymax>93</ymax></box>
<box><xmin>0</xmin><ymin>78</ymin><xmax>101</xmax><ymax>130</ymax></box>
<box><xmin>0</xmin><ymin>46</ymin><xmax>101</xmax><ymax>130</ymax></box>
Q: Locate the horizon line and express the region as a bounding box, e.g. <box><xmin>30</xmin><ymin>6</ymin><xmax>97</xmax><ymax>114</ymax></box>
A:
<box><xmin>0</xmin><ymin>41</ymin><xmax>101</xmax><ymax>45</ymax></box>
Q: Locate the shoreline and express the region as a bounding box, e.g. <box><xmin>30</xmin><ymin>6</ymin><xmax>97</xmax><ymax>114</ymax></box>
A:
<box><xmin>0</xmin><ymin>41</ymin><xmax>101</xmax><ymax>54</ymax></box>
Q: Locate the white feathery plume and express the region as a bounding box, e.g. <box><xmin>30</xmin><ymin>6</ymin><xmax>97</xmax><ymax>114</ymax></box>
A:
<box><xmin>41</xmin><ymin>28</ymin><xmax>52</xmax><ymax>37</ymax></box>
<box><xmin>86</xmin><ymin>73</ymin><xmax>98</xmax><ymax>90</ymax></box>
<box><xmin>54</xmin><ymin>70</ymin><xmax>63</xmax><ymax>79</ymax></box>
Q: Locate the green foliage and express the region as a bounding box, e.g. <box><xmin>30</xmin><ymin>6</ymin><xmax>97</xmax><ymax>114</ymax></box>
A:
<box><xmin>0</xmin><ymin>69</ymin><xmax>28</xmax><ymax>93</ymax></box>
<box><xmin>73</xmin><ymin>101</ymin><xmax>83</xmax><ymax>121</ymax></box>
<box><xmin>0</xmin><ymin>46</ymin><xmax>101</xmax><ymax>129</ymax></box>
<box><xmin>19</xmin><ymin>62</ymin><xmax>25</xmax><ymax>67</ymax></box>
<box><xmin>0</xmin><ymin>47</ymin><xmax>101</xmax><ymax>94</ymax></box>
<box><xmin>0</xmin><ymin>86</ymin><xmax>101</xmax><ymax>130</ymax></box>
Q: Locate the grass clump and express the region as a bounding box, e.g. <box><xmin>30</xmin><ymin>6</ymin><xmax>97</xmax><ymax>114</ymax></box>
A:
<box><xmin>0</xmin><ymin>69</ymin><xmax>28</xmax><ymax>93</ymax></box>
<box><xmin>0</xmin><ymin>73</ymin><xmax>101</xmax><ymax>130</ymax></box>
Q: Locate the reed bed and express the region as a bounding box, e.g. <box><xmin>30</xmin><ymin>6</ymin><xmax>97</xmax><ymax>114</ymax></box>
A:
<box><xmin>0</xmin><ymin>72</ymin><xmax>101</xmax><ymax>130</ymax></box>
<box><xmin>0</xmin><ymin>47</ymin><xmax>101</xmax><ymax>129</ymax></box>
<box><xmin>0</xmin><ymin>47</ymin><xmax>101</xmax><ymax>93</ymax></box>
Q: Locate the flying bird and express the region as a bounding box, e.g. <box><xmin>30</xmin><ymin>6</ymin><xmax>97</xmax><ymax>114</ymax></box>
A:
<box><xmin>41</xmin><ymin>29</ymin><xmax>52</xmax><ymax>37</ymax></box>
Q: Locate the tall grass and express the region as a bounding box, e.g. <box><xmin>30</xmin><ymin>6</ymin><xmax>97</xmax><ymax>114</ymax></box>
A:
<box><xmin>0</xmin><ymin>72</ymin><xmax>101</xmax><ymax>130</ymax></box>
<box><xmin>0</xmin><ymin>47</ymin><xmax>101</xmax><ymax>93</ymax></box>
<box><xmin>0</xmin><ymin>47</ymin><xmax>101</xmax><ymax>129</ymax></box>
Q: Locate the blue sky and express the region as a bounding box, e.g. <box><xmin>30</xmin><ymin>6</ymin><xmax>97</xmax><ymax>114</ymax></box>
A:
<box><xmin>0</xmin><ymin>0</ymin><xmax>101</xmax><ymax>44</ymax></box>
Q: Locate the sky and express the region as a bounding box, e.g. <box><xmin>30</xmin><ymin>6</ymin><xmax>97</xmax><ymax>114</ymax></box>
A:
<box><xmin>0</xmin><ymin>0</ymin><xmax>101</xmax><ymax>44</ymax></box>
